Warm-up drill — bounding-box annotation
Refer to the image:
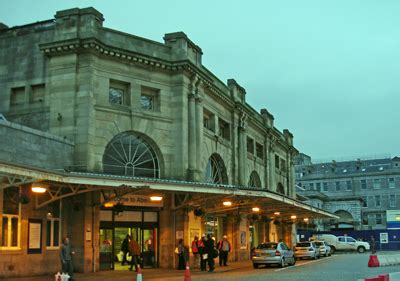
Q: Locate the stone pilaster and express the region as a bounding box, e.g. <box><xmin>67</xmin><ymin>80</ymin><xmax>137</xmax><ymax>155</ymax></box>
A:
<box><xmin>195</xmin><ymin>96</ymin><xmax>203</xmax><ymax>180</ymax></box>
<box><xmin>187</xmin><ymin>93</ymin><xmax>196</xmax><ymax>180</ymax></box>
<box><xmin>238</xmin><ymin>127</ymin><xmax>247</xmax><ymax>186</ymax></box>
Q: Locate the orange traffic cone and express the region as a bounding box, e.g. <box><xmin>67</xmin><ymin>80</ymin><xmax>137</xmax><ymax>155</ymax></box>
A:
<box><xmin>184</xmin><ymin>261</ymin><xmax>191</xmax><ymax>281</ymax></box>
<box><xmin>368</xmin><ymin>255</ymin><xmax>380</xmax><ymax>267</ymax></box>
<box><xmin>136</xmin><ymin>264</ymin><xmax>143</xmax><ymax>281</ymax></box>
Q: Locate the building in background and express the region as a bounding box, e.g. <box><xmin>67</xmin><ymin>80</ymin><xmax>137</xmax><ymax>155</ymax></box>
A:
<box><xmin>295</xmin><ymin>153</ymin><xmax>400</xmax><ymax>231</ymax></box>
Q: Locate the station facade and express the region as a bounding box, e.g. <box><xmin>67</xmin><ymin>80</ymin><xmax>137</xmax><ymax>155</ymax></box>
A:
<box><xmin>0</xmin><ymin>8</ymin><xmax>335</xmax><ymax>277</ymax></box>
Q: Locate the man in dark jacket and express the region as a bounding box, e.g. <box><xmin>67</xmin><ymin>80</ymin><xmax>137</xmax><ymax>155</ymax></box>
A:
<box><xmin>205</xmin><ymin>234</ymin><xmax>215</xmax><ymax>272</ymax></box>
<box><xmin>60</xmin><ymin>237</ymin><xmax>75</xmax><ymax>281</ymax></box>
<box><xmin>198</xmin><ymin>234</ymin><xmax>207</xmax><ymax>271</ymax></box>
<box><xmin>217</xmin><ymin>235</ymin><xmax>231</xmax><ymax>266</ymax></box>
<box><xmin>121</xmin><ymin>235</ymin><xmax>130</xmax><ymax>265</ymax></box>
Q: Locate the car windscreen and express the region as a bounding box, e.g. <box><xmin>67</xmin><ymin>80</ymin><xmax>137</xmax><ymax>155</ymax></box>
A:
<box><xmin>257</xmin><ymin>243</ymin><xmax>278</xmax><ymax>250</ymax></box>
<box><xmin>296</xmin><ymin>242</ymin><xmax>311</xmax><ymax>247</ymax></box>
<box><xmin>314</xmin><ymin>242</ymin><xmax>324</xmax><ymax>246</ymax></box>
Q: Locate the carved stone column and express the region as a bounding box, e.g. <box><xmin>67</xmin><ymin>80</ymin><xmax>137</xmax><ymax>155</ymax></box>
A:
<box><xmin>237</xmin><ymin>110</ymin><xmax>247</xmax><ymax>186</ymax></box>
<box><xmin>195</xmin><ymin>96</ymin><xmax>203</xmax><ymax>180</ymax></box>
<box><xmin>188</xmin><ymin>92</ymin><xmax>196</xmax><ymax>180</ymax></box>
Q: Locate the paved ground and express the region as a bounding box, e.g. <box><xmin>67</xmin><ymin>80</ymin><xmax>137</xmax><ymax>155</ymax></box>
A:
<box><xmin>5</xmin><ymin>253</ymin><xmax>400</xmax><ymax>281</ymax></box>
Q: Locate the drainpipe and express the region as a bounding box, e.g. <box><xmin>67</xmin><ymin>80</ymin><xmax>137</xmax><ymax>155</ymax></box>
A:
<box><xmin>92</xmin><ymin>204</ymin><xmax>96</xmax><ymax>272</ymax></box>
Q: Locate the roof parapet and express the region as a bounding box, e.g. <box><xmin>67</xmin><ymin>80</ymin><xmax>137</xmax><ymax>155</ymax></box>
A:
<box><xmin>227</xmin><ymin>79</ymin><xmax>246</xmax><ymax>104</ymax></box>
<box><xmin>260</xmin><ymin>108</ymin><xmax>274</xmax><ymax>128</ymax></box>
<box><xmin>164</xmin><ymin>32</ymin><xmax>202</xmax><ymax>66</ymax></box>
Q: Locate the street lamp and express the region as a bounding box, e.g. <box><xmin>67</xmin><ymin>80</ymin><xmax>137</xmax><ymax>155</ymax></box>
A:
<box><xmin>303</xmin><ymin>218</ymin><xmax>309</xmax><ymax>222</ymax></box>
<box><xmin>223</xmin><ymin>201</ymin><xmax>232</xmax><ymax>207</ymax></box>
<box><xmin>290</xmin><ymin>215</ymin><xmax>297</xmax><ymax>220</ymax></box>
<box><xmin>150</xmin><ymin>196</ymin><xmax>163</xmax><ymax>202</ymax></box>
<box><xmin>31</xmin><ymin>184</ymin><xmax>46</xmax><ymax>193</ymax></box>
<box><xmin>252</xmin><ymin>207</ymin><xmax>260</xmax><ymax>212</ymax></box>
<box><xmin>274</xmin><ymin>212</ymin><xmax>280</xmax><ymax>216</ymax></box>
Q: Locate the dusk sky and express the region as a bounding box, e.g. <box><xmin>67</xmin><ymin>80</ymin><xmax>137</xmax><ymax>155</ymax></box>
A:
<box><xmin>2</xmin><ymin>0</ymin><xmax>399</xmax><ymax>161</ymax></box>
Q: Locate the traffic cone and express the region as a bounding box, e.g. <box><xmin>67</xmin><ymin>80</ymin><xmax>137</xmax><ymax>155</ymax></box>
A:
<box><xmin>184</xmin><ymin>261</ymin><xmax>191</xmax><ymax>281</ymax></box>
<box><xmin>368</xmin><ymin>255</ymin><xmax>380</xmax><ymax>267</ymax></box>
<box><xmin>136</xmin><ymin>264</ymin><xmax>143</xmax><ymax>281</ymax></box>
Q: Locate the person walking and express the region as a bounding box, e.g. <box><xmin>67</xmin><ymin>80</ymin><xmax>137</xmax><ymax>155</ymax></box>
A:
<box><xmin>129</xmin><ymin>238</ymin><xmax>141</xmax><ymax>272</ymax></box>
<box><xmin>60</xmin><ymin>237</ymin><xmax>75</xmax><ymax>281</ymax></box>
<box><xmin>217</xmin><ymin>235</ymin><xmax>231</xmax><ymax>266</ymax></box>
<box><xmin>121</xmin><ymin>235</ymin><xmax>130</xmax><ymax>266</ymax></box>
<box><xmin>191</xmin><ymin>235</ymin><xmax>200</xmax><ymax>269</ymax></box>
<box><xmin>205</xmin><ymin>234</ymin><xmax>215</xmax><ymax>272</ymax></box>
<box><xmin>176</xmin><ymin>238</ymin><xmax>186</xmax><ymax>270</ymax></box>
<box><xmin>198</xmin><ymin>234</ymin><xmax>207</xmax><ymax>271</ymax></box>
<box><xmin>370</xmin><ymin>236</ymin><xmax>376</xmax><ymax>254</ymax></box>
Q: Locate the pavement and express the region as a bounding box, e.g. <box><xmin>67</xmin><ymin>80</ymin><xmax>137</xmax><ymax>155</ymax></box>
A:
<box><xmin>2</xmin><ymin>260</ymin><xmax>250</xmax><ymax>281</ymax></box>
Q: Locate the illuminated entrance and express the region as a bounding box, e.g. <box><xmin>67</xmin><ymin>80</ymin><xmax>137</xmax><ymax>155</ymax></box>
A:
<box><xmin>99</xmin><ymin>209</ymin><xmax>159</xmax><ymax>270</ymax></box>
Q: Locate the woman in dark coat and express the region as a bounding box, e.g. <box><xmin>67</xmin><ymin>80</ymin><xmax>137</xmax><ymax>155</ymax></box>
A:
<box><xmin>204</xmin><ymin>234</ymin><xmax>215</xmax><ymax>272</ymax></box>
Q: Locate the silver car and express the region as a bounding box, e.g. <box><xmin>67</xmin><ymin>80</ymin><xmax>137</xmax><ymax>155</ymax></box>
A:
<box><xmin>314</xmin><ymin>241</ymin><xmax>331</xmax><ymax>257</ymax></box>
<box><xmin>294</xmin><ymin>241</ymin><xmax>320</xmax><ymax>259</ymax></box>
<box><xmin>252</xmin><ymin>242</ymin><xmax>296</xmax><ymax>268</ymax></box>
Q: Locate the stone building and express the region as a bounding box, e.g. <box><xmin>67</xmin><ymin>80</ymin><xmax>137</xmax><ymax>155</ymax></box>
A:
<box><xmin>295</xmin><ymin>153</ymin><xmax>400</xmax><ymax>231</ymax></box>
<box><xmin>0</xmin><ymin>8</ymin><xmax>334</xmax><ymax>278</ymax></box>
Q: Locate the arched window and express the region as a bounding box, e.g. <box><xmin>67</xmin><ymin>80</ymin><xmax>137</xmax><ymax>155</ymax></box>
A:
<box><xmin>103</xmin><ymin>132</ymin><xmax>160</xmax><ymax>178</ymax></box>
<box><xmin>205</xmin><ymin>154</ymin><xmax>228</xmax><ymax>184</ymax></box>
<box><xmin>277</xmin><ymin>182</ymin><xmax>285</xmax><ymax>195</ymax></box>
<box><xmin>248</xmin><ymin>171</ymin><xmax>262</xmax><ymax>188</ymax></box>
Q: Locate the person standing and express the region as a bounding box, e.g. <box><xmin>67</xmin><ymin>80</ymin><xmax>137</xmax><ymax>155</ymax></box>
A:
<box><xmin>198</xmin><ymin>234</ymin><xmax>207</xmax><ymax>271</ymax></box>
<box><xmin>205</xmin><ymin>234</ymin><xmax>215</xmax><ymax>272</ymax></box>
<box><xmin>370</xmin><ymin>236</ymin><xmax>376</xmax><ymax>254</ymax></box>
<box><xmin>176</xmin><ymin>239</ymin><xmax>186</xmax><ymax>270</ymax></box>
<box><xmin>129</xmin><ymin>238</ymin><xmax>141</xmax><ymax>272</ymax></box>
<box><xmin>191</xmin><ymin>235</ymin><xmax>200</xmax><ymax>269</ymax></box>
<box><xmin>121</xmin><ymin>235</ymin><xmax>130</xmax><ymax>266</ymax></box>
<box><xmin>60</xmin><ymin>237</ymin><xmax>75</xmax><ymax>281</ymax></box>
<box><xmin>217</xmin><ymin>235</ymin><xmax>231</xmax><ymax>266</ymax></box>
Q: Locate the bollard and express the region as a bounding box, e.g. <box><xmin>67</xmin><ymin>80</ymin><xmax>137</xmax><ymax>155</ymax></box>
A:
<box><xmin>136</xmin><ymin>264</ymin><xmax>143</xmax><ymax>281</ymax></box>
<box><xmin>61</xmin><ymin>273</ymin><xmax>70</xmax><ymax>281</ymax></box>
<box><xmin>55</xmin><ymin>272</ymin><xmax>62</xmax><ymax>281</ymax></box>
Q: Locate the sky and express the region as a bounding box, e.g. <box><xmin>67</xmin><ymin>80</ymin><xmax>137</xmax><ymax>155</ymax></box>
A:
<box><xmin>1</xmin><ymin>0</ymin><xmax>400</xmax><ymax>161</ymax></box>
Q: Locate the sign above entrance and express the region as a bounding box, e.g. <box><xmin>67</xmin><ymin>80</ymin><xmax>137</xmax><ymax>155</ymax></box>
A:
<box><xmin>102</xmin><ymin>194</ymin><xmax>163</xmax><ymax>208</ymax></box>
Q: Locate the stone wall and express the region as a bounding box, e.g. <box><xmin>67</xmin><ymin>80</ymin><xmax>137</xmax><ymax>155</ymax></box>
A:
<box><xmin>0</xmin><ymin>119</ymin><xmax>74</xmax><ymax>169</ymax></box>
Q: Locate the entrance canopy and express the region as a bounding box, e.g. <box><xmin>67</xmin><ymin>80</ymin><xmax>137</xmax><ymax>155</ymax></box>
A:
<box><xmin>0</xmin><ymin>160</ymin><xmax>338</xmax><ymax>220</ymax></box>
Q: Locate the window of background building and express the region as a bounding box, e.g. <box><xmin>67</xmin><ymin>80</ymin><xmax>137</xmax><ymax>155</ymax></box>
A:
<box><xmin>316</xmin><ymin>182</ymin><xmax>321</xmax><ymax>191</ymax></box>
<box><xmin>280</xmin><ymin>159</ymin><xmax>286</xmax><ymax>172</ymax></box>
<box><xmin>361</xmin><ymin>179</ymin><xmax>367</xmax><ymax>190</ymax></box>
<box><xmin>203</xmin><ymin>109</ymin><xmax>215</xmax><ymax>131</ymax></box>
<box><xmin>335</xmin><ymin>181</ymin><xmax>340</xmax><ymax>191</ymax></box>
<box><xmin>109</xmin><ymin>80</ymin><xmax>130</xmax><ymax>106</ymax></box>
<box><xmin>218</xmin><ymin>118</ymin><xmax>230</xmax><ymax>141</ymax></box>
<box><xmin>362</xmin><ymin>196</ymin><xmax>368</xmax><ymax>208</ymax></box>
<box><xmin>373</xmin><ymin>179</ymin><xmax>381</xmax><ymax>189</ymax></box>
<box><xmin>30</xmin><ymin>84</ymin><xmax>45</xmax><ymax>103</ymax></box>
<box><xmin>275</xmin><ymin>155</ymin><xmax>280</xmax><ymax>169</ymax></box>
<box><xmin>375</xmin><ymin>195</ymin><xmax>381</xmax><ymax>207</ymax></box>
<box><xmin>10</xmin><ymin>86</ymin><xmax>25</xmax><ymax>106</ymax></box>
<box><xmin>309</xmin><ymin>183</ymin><xmax>314</xmax><ymax>191</ymax></box>
<box><xmin>376</xmin><ymin>213</ymin><xmax>382</xmax><ymax>225</ymax></box>
<box><xmin>46</xmin><ymin>201</ymin><xmax>61</xmax><ymax>249</ymax></box>
<box><xmin>362</xmin><ymin>214</ymin><xmax>368</xmax><ymax>225</ymax></box>
<box><xmin>389</xmin><ymin>178</ymin><xmax>395</xmax><ymax>188</ymax></box>
<box><xmin>247</xmin><ymin>137</ymin><xmax>254</xmax><ymax>154</ymax></box>
<box><xmin>1</xmin><ymin>186</ymin><xmax>20</xmax><ymax>248</ymax></box>
<box><xmin>323</xmin><ymin>182</ymin><xmax>328</xmax><ymax>192</ymax></box>
<box><xmin>390</xmin><ymin>194</ymin><xmax>396</xmax><ymax>208</ymax></box>
<box><xmin>140</xmin><ymin>86</ymin><xmax>159</xmax><ymax>110</ymax></box>
<box><xmin>346</xmin><ymin>181</ymin><xmax>352</xmax><ymax>191</ymax></box>
<box><xmin>256</xmin><ymin>143</ymin><xmax>263</xmax><ymax>159</ymax></box>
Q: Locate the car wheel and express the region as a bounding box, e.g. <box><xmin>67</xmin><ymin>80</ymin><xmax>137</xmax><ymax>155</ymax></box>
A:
<box><xmin>325</xmin><ymin>252</ymin><xmax>328</xmax><ymax>257</ymax></box>
<box><xmin>289</xmin><ymin>258</ymin><xmax>296</xmax><ymax>266</ymax></box>
<box><xmin>357</xmin><ymin>246</ymin><xmax>366</xmax><ymax>253</ymax></box>
<box><xmin>330</xmin><ymin>247</ymin><xmax>336</xmax><ymax>254</ymax></box>
<box><xmin>253</xmin><ymin>263</ymin><xmax>259</xmax><ymax>269</ymax></box>
<box><xmin>280</xmin><ymin>258</ymin><xmax>285</xmax><ymax>268</ymax></box>
<box><xmin>313</xmin><ymin>253</ymin><xmax>317</xmax><ymax>260</ymax></box>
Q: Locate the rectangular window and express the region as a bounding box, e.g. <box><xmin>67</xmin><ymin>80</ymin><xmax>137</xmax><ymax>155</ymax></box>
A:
<box><xmin>140</xmin><ymin>86</ymin><xmax>159</xmax><ymax>110</ymax></box>
<box><xmin>361</xmin><ymin>179</ymin><xmax>367</xmax><ymax>190</ymax></box>
<box><xmin>46</xmin><ymin>201</ymin><xmax>61</xmax><ymax>248</ymax></box>
<box><xmin>362</xmin><ymin>214</ymin><xmax>368</xmax><ymax>225</ymax></box>
<box><xmin>218</xmin><ymin>118</ymin><xmax>230</xmax><ymax>141</ymax></box>
<box><xmin>280</xmin><ymin>159</ymin><xmax>286</xmax><ymax>172</ymax></box>
<box><xmin>390</xmin><ymin>194</ymin><xmax>396</xmax><ymax>208</ymax></box>
<box><xmin>362</xmin><ymin>196</ymin><xmax>368</xmax><ymax>208</ymax></box>
<box><xmin>335</xmin><ymin>181</ymin><xmax>341</xmax><ymax>191</ymax></box>
<box><xmin>346</xmin><ymin>181</ymin><xmax>352</xmax><ymax>191</ymax></box>
<box><xmin>203</xmin><ymin>109</ymin><xmax>215</xmax><ymax>131</ymax></box>
<box><xmin>375</xmin><ymin>195</ymin><xmax>381</xmax><ymax>207</ymax></box>
<box><xmin>376</xmin><ymin>214</ymin><xmax>382</xmax><ymax>225</ymax></box>
<box><xmin>389</xmin><ymin>178</ymin><xmax>395</xmax><ymax>188</ymax></box>
<box><xmin>309</xmin><ymin>183</ymin><xmax>314</xmax><ymax>191</ymax></box>
<box><xmin>316</xmin><ymin>182</ymin><xmax>321</xmax><ymax>191</ymax></box>
<box><xmin>373</xmin><ymin>179</ymin><xmax>381</xmax><ymax>189</ymax></box>
<box><xmin>1</xmin><ymin>186</ymin><xmax>20</xmax><ymax>248</ymax></box>
<box><xmin>10</xmin><ymin>87</ymin><xmax>25</xmax><ymax>106</ymax></box>
<box><xmin>109</xmin><ymin>80</ymin><xmax>129</xmax><ymax>105</ymax></box>
<box><xmin>323</xmin><ymin>182</ymin><xmax>328</xmax><ymax>192</ymax></box>
<box><xmin>275</xmin><ymin>155</ymin><xmax>280</xmax><ymax>169</ymax></box>
<box><xmin>247</xmin><ymin>137</ymin><xmax>254</xmax><ymax>154</ymax></box>
<box><xmin>256</xmin><ymin>143</ymin><xmax>263</xmax><ymax>159</ymax></box>
<box><xmin>31</xmin><ymin>84</ymin><xmax>45</xmax><ymax>103</ymax></box>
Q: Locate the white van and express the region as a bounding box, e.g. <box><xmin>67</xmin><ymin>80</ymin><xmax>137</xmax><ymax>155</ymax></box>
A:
<box><xmin>311</xmin><ymin>234</ymin><xmax>370</xmax><ymax>254</ymax></box>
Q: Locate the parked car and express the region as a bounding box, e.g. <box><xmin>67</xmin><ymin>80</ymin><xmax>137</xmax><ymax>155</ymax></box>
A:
<box><xmin>294</xmin><ymin>241</ymin><xmax>320</xmax><ymax>259</ymax></box>
<box><xmin>314</xmin><ymin>240</ymin><xmax>331</xmax><ymax>257</ymax></box>
<box><xmin>252</xmin><ymin>242</ymin><xmax>296</xmax><ymax>268</ymax></box>
<box><xmin>311</xmin><ymin>234</ymin><xmax>370</xmax><ymax>254</ymax></box>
